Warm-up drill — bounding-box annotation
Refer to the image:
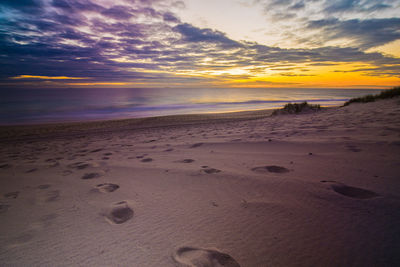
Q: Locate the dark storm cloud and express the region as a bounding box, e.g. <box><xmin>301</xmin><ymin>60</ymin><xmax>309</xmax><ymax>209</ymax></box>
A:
<box><xmin>289</xmin><ymin>1</ymin><xmax>305</xmax><ymax>10</ymax></box>
<box><xmin>173</xmin><ymin>23</ymin><xmax>242</xmax><ymax>48</ymax></box>
<box><xmin>258</xmin><ymin>0</ymin><xmax>396</xmax><ymax>15</ymax></box>
<box><xmin>163</xmin><ymin>12</ymin><xmax>180</xmax><ymax>23</ymax></box>
<box><xmin>334</xmin><ymin>65</ymin><xmax>400</xmax><ymax>77</ymax></box>
<box><xmin>324</xmin><ymin>0</ymin><xmax>392</xmax><ymax>14</ymax></box>
<box><xmin>101</xmin><ymin>5</ymin><xmax>135</xmax><ymax>20</ymax></box>
<box><xmin>307</xmin><ymin>18</ymin><xmax>400</xmax><ymax>49</ymax></box>
<box><xmin>0</xmin><ymin>0</ymin><xmax>399</xmax><ymax>87</ymax></box>
<box><xmin>0</xmin><ymin>0</ymin><xmax>42</xmax><ymax>8</ymax></box>
<box><xmin>257</xmin><ymin>0</ymin><xmax>400</xmax><ymax>49</ymax></box>
<box><xmin>51</xmin><ymin>0</ymin><xmax>104</xmax><ymax>12</ymax></box>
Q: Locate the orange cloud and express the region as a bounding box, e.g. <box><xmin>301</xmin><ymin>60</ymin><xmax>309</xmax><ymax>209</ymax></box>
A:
<box><xmin>11</xmin><ymin>75</ymin><xmax>89</xmax><ymax>80</ymax></box>
<box><xmin>65</xmin><ymin>82</ymin><xmax>129</xmax><ymax>86</ymax></box>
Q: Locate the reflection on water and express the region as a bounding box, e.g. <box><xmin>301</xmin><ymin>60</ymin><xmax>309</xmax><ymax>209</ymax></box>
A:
<box><xmin>0</xmin><ymin>87</ymin><xmax>383</xmax><ymax>124</ymax></box>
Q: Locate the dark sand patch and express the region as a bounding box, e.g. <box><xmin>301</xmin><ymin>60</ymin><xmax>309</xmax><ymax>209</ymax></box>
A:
<box><xmin>68</xmin><ymin>162</ymin><xmax>90</xmax><ymax>170</ymax></box>
<box><xmin>331</xmin><ymin>183</ymin><xmax>379</xmax><ymax>199</ymax></box>
<box><xmin>38</xmin><ymin>184</ymin><xmax>51</xmax><ymax>189</ymax></box>
<box><xmin>0</xmin><ymin>203</ymin><xmax>11</xmax><ymax>213</ymax></box>
<box><xmin>62</xmin><ymin>170</ymin><xmax>73</xmax><ymax>176</ymax></box>
<box><xmin>82</xmin><ymin>172</ymin><xmax>102</xmax><ymax>179</ymax></box>
<box><xmin>49</xmin><ymin>162</ymin><xmax>60</xmax><ymax>168</ymax></box>
<box><xmin>179</xmin><ymin>159</ymin><xmax>195</xmax><ymax>163</ymax></box>
<box><xmin>252</xmin><ymin>165</ymin><xmax>290</xmax><ymax>173</ymax></box>
<box><xmin>190</xmin><ymin>143</ymin><xmax>203</xmax><ymax>148</ymax></box>
<box><xmin>96</xmin><ymin>183</ymin><xmax>119</xmax><ymax>193</ymax></box>
<box><xmin>211</xmin><ymin>201</ymin><xmax>219</xmax><ymax>207</ymax></box>
<box><xmin>106</xmin><ymin>201</ymin><xmax>133</xmax><ymax>224</ymax></box>
<box><xmin>203</xmin><ymin>168</ymin><xmax>221</xmax><ymax>174</ymax></box>
<box><xmin>164</xmin><ymin>148</ymin><xmax>174</xmax><ymax>152</ymax></box>
<box><xmin>173</xmin><ymin>246</ymin><xmax>240</xmax><ymax>267</ymax></box>
<box><xmin>141</xmin><ymin>158</ymin><xmax>153</xmax><ymax>162</ymax></box>
<box><xmin>91</xmin><ymin>148</ymin><xmax>103</xmax><ymax>153</ymax></box>
<box><xmin>4</xmin><ymin>191</ymin><xmax>19</xmax><ymax>199</ymax></box>
<box><xmin>26</xmin><ymin>168</ymin><xmax>37</xmax><ymax>173</ymax></box>
<box><xmin>44</xmin><ymin>190</ymin><xmax>60</xmax><ymax>202</ymax></box>
<box><xmin>0</xmin><ymin>164</ymin><xmax>12</xmax><ymax>169</ymax></box>
<box><xmin>320</xmin><ymin>180</ymin><xmax>337</xmax><ymax>183</ymax></box>
<box><xmin>346</xmin><ymin>145</ymin><xmax>362</xmax><ymax>152</ymax></box>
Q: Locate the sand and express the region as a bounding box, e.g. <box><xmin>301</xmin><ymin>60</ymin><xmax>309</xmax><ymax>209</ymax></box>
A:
<box><xmin>0</xmin><ymin>98</ymin><xmax>400</xmax><ymax>266</ymax></box>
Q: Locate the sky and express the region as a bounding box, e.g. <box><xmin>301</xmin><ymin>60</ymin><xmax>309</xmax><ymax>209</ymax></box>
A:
<box><xmin>0</xmin><ymin>0</ymin><xmax>400</xmax><ymax>89</ymax></box>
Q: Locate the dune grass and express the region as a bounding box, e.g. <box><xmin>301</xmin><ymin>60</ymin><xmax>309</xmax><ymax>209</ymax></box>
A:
<box><xmin>272</xmin><ymin>102</ymin><xmax>321</xmax><ymax>115</ymax></box>
<box><xmin>344</xmin><ymin>86</ymin><xmax>400</xmax><ymax>106</ymax></box>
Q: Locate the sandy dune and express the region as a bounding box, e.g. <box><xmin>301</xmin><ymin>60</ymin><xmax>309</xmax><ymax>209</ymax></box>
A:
<box><xmin>1</xmin><ymin>98</ymin><xmax>400</xmax><ymax>266</ymax></box>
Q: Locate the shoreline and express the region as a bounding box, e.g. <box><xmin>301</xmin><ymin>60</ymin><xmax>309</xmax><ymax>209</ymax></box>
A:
<box><xmin>0</xmin><ymin>105</ymin><xmax>340</xmax><ymax>142</ymax></box>
<box><xmin>0</xmin><ymin>108</ymin><xmax>279</xmax><ymax>141</ymax></box>
<box><xmin>0</xmin><ymin>107</ymin><xmax>278</xmax><ymax>127</ymax></box>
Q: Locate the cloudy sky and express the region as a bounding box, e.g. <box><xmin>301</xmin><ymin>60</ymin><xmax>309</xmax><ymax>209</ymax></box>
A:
<box><xmin>1</xmin><ymin>0</ymin><xmax>399</xmax><ymax>89</ymax></box>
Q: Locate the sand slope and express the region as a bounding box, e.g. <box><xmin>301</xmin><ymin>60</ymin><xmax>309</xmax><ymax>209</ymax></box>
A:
<box><xmin>1</xmin><ymin>98</ymin><xmax>400</xmax><ymax>266</ymax></box>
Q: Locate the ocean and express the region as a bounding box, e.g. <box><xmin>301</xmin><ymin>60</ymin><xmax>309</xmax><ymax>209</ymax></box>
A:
<box><xmin>0</xmin><ymin>87</ymin><xmax>384</xmax><ymax>125</ymax></box>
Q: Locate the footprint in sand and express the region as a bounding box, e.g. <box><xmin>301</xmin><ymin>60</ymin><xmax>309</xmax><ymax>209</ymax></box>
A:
<box><xmin>179</xmin><ymin>159</ymin><xmax>195</xmax><ymax>163</ymax></box>
<box><xmin>104</xmin><ymin>201</ymin><xmax>134</xmax><ymax>224</ymax></box>
<box><xmin>68</xmin><ymin>162</ymin><xmax>90</xmax><ymax>170</ymax></box>
<box><xmin>4</xmin><ymin>191</ymin><xmax>19</xmax><ymax>199</ymax></box>
<box><xmin>202</xmin><ymin>167</ymin><xmax>221</xmax><ymax>174</ymax></box>
<box><xmin>190</xmin><ymin>143</ymin><xmax>203</xmax><ymax>148</ymax></box>
<box><xmin>38</xmin><ymin>184</ymin><xmax>51</xmax><ymax>189</ymax></box>
<box><xmin>321</xmin><ymin>181</ymin><xmax>379</xmax><ymax>199</ymax></box>
<box><xmin>173</xmin><ymin>246</ymin><xmax>240</xmax><ymax>267</ymax></box>
<box><xmin>43</xmin><ymin>190</ymin><xmax>60</xmax><ymax>202</ymax></box>
<box><xmin>346</xmin><ymin>145</ymin><xmax>362</xmax><ymax>152</ymax></box>
<box><xmin>95</xmin><ymin>183</ymin><xmax>120</xmax><ymax>193</ymax></box>
<box><xmin>62</xmin><ymin>170</ymin><xmax>73</xmax><ymax>176</ymax></box>
<box><xmin>0</xmin><ymin>163</ymin><xmax>12</xmax><ymax>169</ymax></box>
<box><xmin>82</xmin><ymin>172</ymin><xmax>102</xmax><ymax>179</ymax></box>
<box><xmin>0</xmin><ymin>203</ymin><xmax>11</xmax><ymax>214</ymax></box>
<box><xmin>252</xmin><ymin>165</ymin><xmax>289</xmax><ymax>174</ymax></box>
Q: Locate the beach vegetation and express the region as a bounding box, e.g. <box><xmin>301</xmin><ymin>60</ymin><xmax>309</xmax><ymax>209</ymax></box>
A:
<box><xmin>272</xmin><ymin>102</ymin><xmax>321</xmax><ymax>115</ymax></box>
<box><xmin>344</xmin><ymin>86</ymin><xmax>400</xmax><ymax>106</ymax></box>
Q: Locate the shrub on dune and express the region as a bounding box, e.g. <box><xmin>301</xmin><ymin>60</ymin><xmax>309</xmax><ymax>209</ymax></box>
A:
<box><xmin>344</xmin><ymin>86</ymin><xmax>400</xmax><ymax>106</ymax></box>
<box><xmin>272</xmin><ymin>102</ymin><xmax>321</xmax><ymax>115</ymax></box>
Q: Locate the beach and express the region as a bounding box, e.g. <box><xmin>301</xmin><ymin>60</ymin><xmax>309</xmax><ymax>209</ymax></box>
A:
<box><xmin>1</xmin><ymin>97</ymin><xmax>400</xmax><ymax>266</ymax></box>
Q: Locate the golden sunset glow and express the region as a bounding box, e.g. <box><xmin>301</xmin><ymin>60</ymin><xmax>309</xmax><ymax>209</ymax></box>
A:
<box><xmin>11</xmin><ymin>75</ymin><xmax>89</xmax><ymax>80</ymax></box>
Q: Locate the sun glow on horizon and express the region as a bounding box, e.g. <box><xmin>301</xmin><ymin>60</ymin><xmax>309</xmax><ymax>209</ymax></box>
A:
<box><xmin>11</xmin><ymin>75</ymin><xmax>89</xmax><ymax>80</ymax></box>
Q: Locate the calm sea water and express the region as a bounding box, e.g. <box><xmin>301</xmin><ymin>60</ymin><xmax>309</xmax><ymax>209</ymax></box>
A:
<box><xmin>0</xmin><ymin>87</ymin><xmax>384</xmax><ymax>125</ymax></box>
